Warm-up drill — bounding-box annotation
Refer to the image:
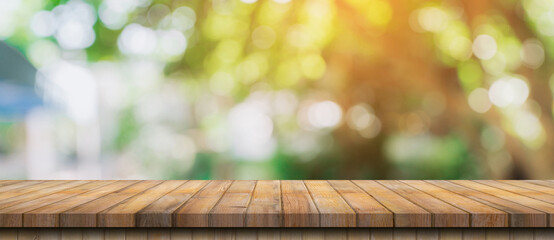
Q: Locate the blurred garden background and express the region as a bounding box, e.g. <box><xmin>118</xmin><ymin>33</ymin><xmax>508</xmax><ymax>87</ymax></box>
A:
<box><xmin>0</xmin><ymin>0</ymin><xmax>553</xmax><ymax>180</ymax></box>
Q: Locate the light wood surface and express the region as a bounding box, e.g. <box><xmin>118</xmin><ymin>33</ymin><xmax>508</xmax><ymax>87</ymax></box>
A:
<box><xmin>0</xmin><ymin>180</ymin><xmax>552</xmax><ymax>228</ymax></box>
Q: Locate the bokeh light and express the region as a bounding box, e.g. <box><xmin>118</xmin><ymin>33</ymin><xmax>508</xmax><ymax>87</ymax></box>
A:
<box><xmin>0</xmin><ymin>0</ymin><xmax>553</xmax><ymax>180</ymax></box>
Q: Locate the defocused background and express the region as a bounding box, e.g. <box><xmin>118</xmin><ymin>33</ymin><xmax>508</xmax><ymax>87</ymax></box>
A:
<box><xmin>0</xmin><ymin>0</ymin><xmax>553</xmax><ymax>180</ymax></box>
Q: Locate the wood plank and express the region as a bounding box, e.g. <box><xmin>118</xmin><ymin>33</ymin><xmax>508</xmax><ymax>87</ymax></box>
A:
<box><xmin>0</xmin><ymin>180</ymin><xmax>21</xmax><ymax>188</ymax></box>
<box><xmin>281</xmin><ymin>180</ymin><xmax>319</xmax><ymax>227</ymax></box>
<box><xmin>174</xmin><ymin>180</ymin><xmax>233</xmax><ymax>227</ymax></box>
<box><xmin>0</xmin><ymin>180</ymin><xmax>41</xmax><ymax>192</ymax></box>
<box><xmin>61</xmin><ymin>229</ymin><xmax>82</xmax><ymax>240</ymax></box>
<box><xmin>126</xmin><ymin>229</ymin><xmax>147</xmax><ymax>240</ymax></box>
<box><xmin>83</xmin><ymin>229</ymin><xmax>104</xmax><ymax>240</ymax></box>
<box><xmin>347</xmin><ymin>229</ymin><xmax>370</xmax><ymax>240</ymax></box>
<box><xmin>0</xmin><ymin>180</ymin><xmax>114</xmax><ymax>227</ymax></box>
<box><xmin>535</xmin><ymin>228</ymin><xmax>554</xmax><ymax>240</ymax></box>
<box><xmin>98</xmin><ymin>180</ymin><xmax>185</xmax><ymax>227</ymax></box>
<box><xmin>0</xmin><ymin>181</ymin><xmax>89</xmax><ymax>209</ymax></box>
<box><xmin>18</xmin><ymin>229</ymin><xmax>39</xmax><ymax>240</ymax></box>
<box><xmin>258</xmin><ymin>229</ymin><xmax>280</xmax><ymax>240</ymax></box>
<box><xmin>148</xmin><ymin>229</ymin><xmax>170</xmax><ymax>240</ymax></box>
<box><xmin>438</xmin><ymin>229</ymin><xmax>462</xmax><ymax>240</ymax></box>
<box><xmin>402</xmin><ymin>180</ymin><xmax>507</xmax><ymax>227</ymax></box>
<box><xmin>235</xmin><ymin>229</ymin><xmax>256</xmax><ymax>240</ymax></box>
<box><xmin>485</xmin><ymin>229</ymin><xmax>509</xmax><ymax>239</ymax></box>
<box><xmin>170</xmin><ymin>229</ymin><xmax>192</xmax><ymax>240</ymax></box>
<box><xmin>137</xmin><ymin>180</ymin><xmax>208</xmax><ymax>227</ymax></box>
<box><xmin>371</xmin><ymin>229</ymin><xmax>393</xmax><ymax>240</ymax></box>
<box><xmin>0</xmin><ymin>229</ymin><xmax>17</xmax><ymax>240</ymax></box>
<box><xmin>214</xmin><ymin>229</ymin><xmax>234</xmax><ymax>240</ymax></box>
<box><xmin>394</xmin><ymin>229</ymin><xmax>416</xmax><ymax>240</ymax></box>
<box><xmin>60</xmin><ymin>180</ymin><xmax>163</xmax><ymax>227</ymax></box>
<box><xmin>417</xmin><ymin>229</ymin><xmax>438</xmax><ymax>240</ymax></box>
<box><xmin>462</xmin><ymin>228</ymin><xmax>485</xmax><ymax>240</ymax></box>
<box><xmin>329</xmin><ymin>180</ymin><xmax>393</xmax><ymax>227</ymax></box>
<box><xmin>526</xmin><ymin>180</ymin><xmax>554</xmax><ymax>189</ymax></box>
<box><xmin>192</xmin><ymin>229</ymin><xmax>214</xmax><ymax>240</ymax></box>
<box><xmin>304</xmin><ymin>180</ymin><xmax>355</xmax><ymax>227</ymax></box>
<box><xmin>245</xmin><ymin>180</ymin><xmax>281</xmax><ymax>227</ymax></box>
<box><xmin>0</xmin><ymin>180</ymin><xmax>61</xmax><ymax>202</ymax></box>
<box><xmin>303</xmin><ymin>229</ymin><xmax>324</xmax><ymax>240</ymax></box>
<box><xmin>38</xmin><ymin>229</ymin><xmax>61</xmax><ymax>240</ymax></box>
<box><xmin>476</xmin><ymin>180</ymin><xmax>554</xmax><ymax>205</ymax></box>
<box><xmin>353</xmin><ymin>180</ymin><xmax>431</xmax><ymax>227</ymax></box>
<box><xmin>24</xmin><ymin>180</ymin><xmax>138</xmax><ymax>227</ymax></box>
<box><xmin>453</xmin><ymin>180</ymin><xmax>554</xmax><ymax>227</ymax></box>
<box><xmin>281</xmin><ymin>229</ymin><xmax>302</xmax><ymax>240</ymax></box>
<box><xmin>324</xmin><ymin>229</ymin><xmax>347</xmax><ymax>240</ymax></box>
<box><xmin>209</xmin><ymin>180</ymin><xmax>256</xmax><ymax>227</ymax></box>
<box><xmin>428</xmin><ymin>180</ymin><xmax>546</xmax><ymax>227</ymax></box>
<box><xmin>509</xmin><ymin>229</ymin><xmax>533</xmax><ymax>240</ymax></box>
<box><xmin>379</xmin><ymin>180</ymin><xmax>468</xmax><ymax>227</ymax></box>
<box><xmin>500</xmin><ymin>180</ymin><xmax>554</xmax><ymax>196</ymax></box>
<box><xmin>104</xmin><ymin>229</ymin><xmax>124</xmax><ymax>240</ymax></box>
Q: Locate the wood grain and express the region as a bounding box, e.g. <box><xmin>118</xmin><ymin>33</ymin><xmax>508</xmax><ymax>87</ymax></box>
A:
<box><xmin>98</xmin><ymin>180</ymin><xmax>185</xmax><ymax>227</ymax></box>
<box><xmin>24</xmin><ymin>180</ymin><xmax>138</xmax><ymax>227</ymax></box>
<box><xmin>137</xmin><ymin>180</ymin><xmax>208</xmax><ymax>227</ymax></box>
<box><xmin>281</xmin><ymin>180</ymin><xmax>319</xmax><ymax>227</ymax></box>
<box><xmin>328</xmin><ymin>180</ymin><xmax>393</xmax><ymax>227</ymax></box>
<box><xmin>353</xmin><ymin>180</ymin><xmax>431</xmax><ymax>227</ymax></box>
<box><xmin>378</xmin><ymin>180</ymin><xmax>468</xmax><ymax>227</ymax></box>
<box><xmin>0</xmin><ymin>180</ymin><xmax>552</xmax><ymax>228</ymax></box>
<box><xmin>502</xmin><ymin>180</ymin><xmax>554</xmax><ymax>195</ymax></box>
<box><xmin>0</xmin><ymin>180</ymin><xmax>114</xmax><ymax>227</ymax></box>
<box><xmin>0</xmin><ymin>181</ymin><xmax>65</xmax><ymax>203</ymax></box>
<box><xmin>173</xmin><ymin>180</ymin><xmax>233</xmax><ymax>227</ymax></box>
<box><xmin>525</xmin><ymin>180</ymin><xmax>554</xmax><ymax>189</ymax></box>
<box><xmin>60</xmin><ymin>180</ymin><xmax>163</xmax><ymax>227</ymax></box>
<box><xmin>304</xmin><ymin>180</ymin><xmax>356</xmax><ymax>227</ymax></box>
<box><xmin>477</xmin><ymin>180</ymin><xmax>554</xmax><ymax>204</ymax></box>
<box><xmin>402</xmin><ymin>180</ymin><xmax>507</xmax><ymax>227</ymax></box>
<box><xmin>245</xmin><ymin>180</ymin><xmax>282</xmax><ymax>227</ymax></box>
<box><xmin>209</xmin><ymin>180</ymin><xmax>256</xmax><ymax>227</ymax></box>
<box><xmin>453</xmin><ymin>180</ymin><xmax>554</xmax><ymax>227</ymax></box>
<box><xmin>429</xmin><ymin>180</ymin><xmax>546</xmax><ymax>227</ymax></box>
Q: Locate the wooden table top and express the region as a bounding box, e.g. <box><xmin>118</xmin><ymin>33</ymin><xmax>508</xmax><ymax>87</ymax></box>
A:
<box><xmin>0</xmin><ymin>180</ymin><xmax>552</xmax><ymax>228</ymax></box>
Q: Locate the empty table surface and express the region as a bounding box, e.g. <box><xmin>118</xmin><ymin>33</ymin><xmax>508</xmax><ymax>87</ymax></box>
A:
<box><xmin>0</xmin><ymin>180</ymin><xmax>552</xmax><ymax>228</ymax></box>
